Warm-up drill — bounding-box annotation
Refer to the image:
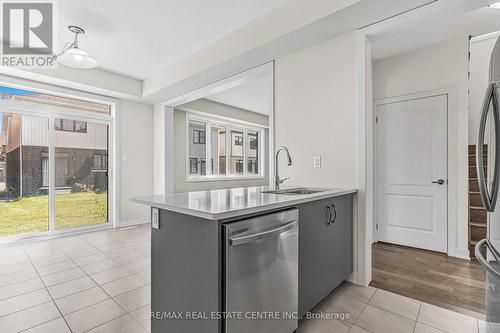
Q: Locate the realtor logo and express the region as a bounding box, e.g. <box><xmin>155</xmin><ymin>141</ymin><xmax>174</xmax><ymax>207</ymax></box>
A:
<box><xmin>1</xmin><ymin>1</ymin><xmax>56</xmax><ymax>68</ymax></box>
<box><xmin>2</xmin><ymin>2</ymin><xmax>53</xmax><ymax>54</ymax></box>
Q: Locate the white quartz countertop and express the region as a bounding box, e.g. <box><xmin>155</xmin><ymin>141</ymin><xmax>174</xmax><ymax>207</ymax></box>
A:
<box><xmin>131</xmin><ymin>186</ymin><xmax>356</xmax><ymax>220</ymax></box>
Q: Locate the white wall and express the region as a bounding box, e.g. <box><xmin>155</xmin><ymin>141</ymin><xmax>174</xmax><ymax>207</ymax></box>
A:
<box><xmin>469</xmin><ymin>35</ymin><xmax>498</xmax><ymax>144</ymax></box>
<box><xmin>153</xmin><ymin>103</ymin><xmax>166</xmax><ymax>195</ymax></box>
<box><xmin>275</xmin><ymin>32</ymin><xmax>357</xmax><ymax>188</ymax></box>
<box><xmin>119</xmin><ymin>100</ymin><xmax>154</xmax><ymax>224</ymax></box>
<box><xmin>373</xmin><ymin>38</ymin><xmax>470</xmax><ymax>257</ymax></box>
<box><xmin>274</xmin><ymin>31</ymin><xmax>361</xmax><ymax>281</ymax></box>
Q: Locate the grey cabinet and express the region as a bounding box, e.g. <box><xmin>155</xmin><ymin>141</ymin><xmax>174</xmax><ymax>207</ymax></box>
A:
<box><xmin>298</xmin><ymin>194</ymin><xmax>353</xmax><ymax>316</ymax></box>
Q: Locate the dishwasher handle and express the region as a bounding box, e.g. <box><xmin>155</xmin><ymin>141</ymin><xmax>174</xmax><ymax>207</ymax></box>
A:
<box><xmin>230</xmin><ymin>220</ymin><xmax>298</xmax><ymax>246</ymax></box>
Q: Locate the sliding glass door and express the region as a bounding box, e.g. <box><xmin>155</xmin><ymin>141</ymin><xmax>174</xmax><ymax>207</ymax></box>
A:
<box><xmin>0</xmin><ymin>112</ymin><xmax>50</xmax><ymax>237</ymax></box>
<box><xmin>54</xmin><ymin>118</ymin><xmax>109</xmax><ymax>230</ymax></box>
<box><xmin>0</xmin><ymin>110</ymin><xmax>111</xmax><ymax>240</ymax></box>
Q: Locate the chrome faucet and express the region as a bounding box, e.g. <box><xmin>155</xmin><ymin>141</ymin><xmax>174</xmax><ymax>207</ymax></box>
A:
<box><xmin>275</xmin><ymin>146</ymin><xmax>292</xmax><ymax>189</ymax></box>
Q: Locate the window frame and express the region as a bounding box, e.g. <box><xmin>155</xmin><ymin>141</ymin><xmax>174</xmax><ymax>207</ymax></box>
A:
<box><xmin>192</xmin><ymin>129</ymin><xmax>206</xmax><ymax>144</ymax></box>
<box><xmin>186</xmin><ymin>113</ymin><xmax>265</xmax><ymax>182</ymax></box>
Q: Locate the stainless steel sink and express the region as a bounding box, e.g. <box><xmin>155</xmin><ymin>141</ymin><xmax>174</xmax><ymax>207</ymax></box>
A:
<box><xmin>262</xmin><ymin>188</ymin><xmax>325</xmax><ymax>195</ymax></box>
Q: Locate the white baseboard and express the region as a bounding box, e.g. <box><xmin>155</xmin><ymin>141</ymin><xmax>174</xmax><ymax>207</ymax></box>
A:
<box><xmin>452</xmin><ymin>248</ymin><xmax>470</xmax><ymax>260</ymax></box>
<box><xmin>119</xmin><ymin>218</ymin><xmax>149</xmax><ymax>228</ymax></box>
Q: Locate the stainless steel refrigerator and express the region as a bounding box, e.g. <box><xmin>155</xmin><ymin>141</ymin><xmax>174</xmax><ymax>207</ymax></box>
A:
<box><xmin>476</xmin><ymin>36</ymin><xmax>500</xmax><ymax>333</ymax></box>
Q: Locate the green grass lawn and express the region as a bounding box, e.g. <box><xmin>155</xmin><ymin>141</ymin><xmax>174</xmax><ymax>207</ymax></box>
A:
<box><xmin>0</xmin><ymin>192</ymin><xmax>107</xmax><ymax>237</ymax></box>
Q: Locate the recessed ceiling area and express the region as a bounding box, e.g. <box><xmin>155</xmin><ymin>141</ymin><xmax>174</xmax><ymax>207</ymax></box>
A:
<box><xmin>205</xmin><ymin>69</ymin><xmax>273</xmax><ymax>115</ymax></box>
<box><xmin>57</xmin><ymin>0</ymin><xmax>288</xmax><ymax>79</ymax></box>
<box><xmin>371</xmin><ymin>4</ymin><xmax>500</xmax><ymax>60</ymax></box>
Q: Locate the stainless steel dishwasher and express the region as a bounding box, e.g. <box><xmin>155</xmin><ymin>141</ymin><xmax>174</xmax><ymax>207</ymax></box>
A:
<box><xmin>224</xmin><ymin>208</ymin><xmax>298</xmax><ymax>333</ymax></box>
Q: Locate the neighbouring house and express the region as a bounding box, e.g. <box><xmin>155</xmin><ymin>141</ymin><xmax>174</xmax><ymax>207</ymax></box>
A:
<box><xmin>0</xmin><ymin>112</ymin><xmax>108</xmax><ymax>198</ymax></box>
<box><xmin>188</xmin><ymin>123</ymin><xmax>259</xmax><ymax>176</ymax></box>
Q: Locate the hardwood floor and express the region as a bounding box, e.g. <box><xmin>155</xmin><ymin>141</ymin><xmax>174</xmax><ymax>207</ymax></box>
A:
<box><xmin>370</xmin><ymin>242</ymin><xmax>486</xmax><ymax>319</ymax></box>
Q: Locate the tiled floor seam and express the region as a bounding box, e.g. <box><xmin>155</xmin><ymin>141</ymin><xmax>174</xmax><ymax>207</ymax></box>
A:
<box><xmin>82</xmin><ymin>257</ymin><xmax>148</xmax><ymax>330</ymax></box>
<box><xmin>85</xmin><ymin>271</ymin><xmax>150</xmax><ymax>329</ymax></box>
<box><xmin>22</xmin><ymin>247</ymin><xmax>75</xmax><ymax>333</ymax></box>
<box><xmin>81</xmin><ymin>313</ymin><xmax>138</xmax><ymax>333</ymax></box>
<box><xmin>0</xmin><ymin>277</ymin><xmax>45</xmax><ymax>301</ymax></box>
<box><xmin>0</xmin><ymin>267</ymin><xmax>34</xmax><ymax>278</ymax></box>
<box><xmin>412</xmin><ymin>303</ymin><xmax>423</xmax><ymax>333</ymax></box>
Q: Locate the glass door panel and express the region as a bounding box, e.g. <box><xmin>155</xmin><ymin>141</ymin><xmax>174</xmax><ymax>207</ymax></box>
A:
<box><xmin>54</xmin><ymin>118</ymin><xmax>108</xmax><ymax>230</ymax></box>
<box><xmin>0</xmin><ymin>112</ymin><xmax>49</xmax><ymax>237</ymax></box>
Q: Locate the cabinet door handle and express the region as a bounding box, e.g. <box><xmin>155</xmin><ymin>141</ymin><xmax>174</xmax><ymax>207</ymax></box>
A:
<box><xmin>326</xmin><ymin>205</ymin><xmax>332</xmax><ymax>225</ymax></box>
<box><xmin>330</xmin><ymin>204</ymin><xmax>337</xmax><ymax>224</ymax></box>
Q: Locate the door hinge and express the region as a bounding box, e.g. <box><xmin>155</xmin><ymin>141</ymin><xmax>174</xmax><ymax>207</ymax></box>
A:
<box><xmin>376</xmin><ymin>116</ymin><xmax>379</xmax><ymax>124</ymax></box>
<box><xmin>376</xmin><ymin>223</ymin><xmax>379</xmax><ymax>230</ymax></box>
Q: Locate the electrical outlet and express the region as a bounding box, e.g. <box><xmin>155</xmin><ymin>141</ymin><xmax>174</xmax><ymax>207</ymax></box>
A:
<box><xmin>151</xmin><ymin>208</ymin><xmax>160</xmax><ymax>229</ymax></box>
<box><xmin>313</xmin><ymin>156</ymin><xmax>321</xmax><ymax>168</ymax></box>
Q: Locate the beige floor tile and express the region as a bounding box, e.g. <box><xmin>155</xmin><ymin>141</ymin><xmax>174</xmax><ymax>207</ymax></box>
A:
<box><xmin>36</xmin><ymin>260</ymin><xmax>77</xmax><ymax>277</ymax></box>
<box><xmin>134</xmin><ymin>270</ymin><xmax>151</xmax><ymax>283</ymax></box>
<box><xmin>90</xmin><ymin>266</ymin><xmax>132</xmax><ymax>285</ymax></box>
<box><xmin>369</xmin><ymin>289</ymin><xmax>421</xmax><ymax>320</ymax></box>
<box><xmin>102</xmin><ymin>246</ymin><xmax>137</xmax><ymax>258</ymax></box>
<box><xmin>0</xmin><ymin>301</ymin><xmax>60</xmax><ymax>333</ymax></box>
<box><xmin>0</xmin><ymin>254</ymin><xmax>29</xmax><ymax>267</ymax></box>
<box><xmin>414</xmin><ymin>322</ymin><xmax>448</xmax><ymax>333</ymax></box>
<box><xmin>22</xmin><ymin>317</ymin><xmax>71</xmax><ymax>333</ymax></box>
<box><xmin>0</xmin><ymin>261</ymin><xmax>33</xmax><ymax>276</ymax></box>
<box><xmin>64</xmin><ymin>299</ymin><xmax>126</xmax><ymax>333</ymax></box>
<box><xmin>25</xmin><ymin>248</ymin><xmax>63</xmax><ymax>260</ymax></box>
<box><xmin>418</xmin><ymin>303</ymin><xmax>478</xmax><ymax>333</ymax></box>
<box><xmin>101</xmin><ymin>275</ymin><xmax>147</xmax><ymax>297</ymax></box>
<box><xmin>114</xmin><ymin>252</ymin><xmax>149</xmax><ymax>265</ymax></box>
<box><xmin>55</xmin><ymin>286</ymin><xmax>110</xmax><ymax>315</ymax></box>
<box><xmin>355</xmin><ymin>305</ymin><xmax>415</xmax><ymax>333</ymax></box>
<box><xmin>0</xmin><ymin>277</ymin><xmax>45</xmax><ymax>301</ymax></box>
<box><xmin>336</xmin><ymin>283</ymin><xmax>376</xmax><ymax>304</ymax></box>
<box><xmin>60</xmin><ymin>244</ymin><xmax>98</xmax><ymax>257</ymax></box>
<box><xmin>87</xmin><ymin>314</ymin><xmax>148</xmax><ymax>333</ymax></box>
<box><xmin>130</xmin><ymin>304</ymin><xmax>151</xmax><ymax>332</ymax></box>
<box><xmin>31</xmin><ymin>254</ymin><xmax>69</xmax><ymax>268</ymax></box>
<box><xmin>0</xmin><ymin>288</ymin><xmax>52</xmax><ymax>317</ymax></box>
<box><xmin>47</xmin><ymin>276</ymin><xmax>97</xmax><ymax>299</ymax></box>
<box><xmin>317</xmin><ymin>293</ymin><xmax>366</xmax><ymax>323</ymax></box>
<box><xmin>73</xmin><ymin>253</ymin><xmax>110</xmax><ymax>267</ymax></box>
<box><xmin>114</xmin><ymin>284</ymin><xmax>151</xmax><ymax>312</ymax></box>
<box><xmin>40</xmin><ymin>267</ymin><xmax>86</xmax><ymax>287</ymax></box>
<box><xmin>299</xmin><ymin>317</ymin><xmax>351</xmax><ymax>333</ymax></box>
<box><xmin>0</xmin><ymin>247</ymin><xmax>25</xmax><ymax>259</ymax></box>
<box><xmin>54</xmin><ymin>237</ymin><xmax>86</xmax><ymax>247</ymax></box>
<box><xmin>349</xmin><ymin>325</ymin><xmax>372</xmax><ymax>333</ymax></box>
<box><xmin>0</xmin><ymin>269</ymin><xmax>38</xmax><ymax>287</ymax></box>
<box><xmin>81</xmin><ymin>258</ymin><xmax>121</xmax><ymax>275</ymax></box>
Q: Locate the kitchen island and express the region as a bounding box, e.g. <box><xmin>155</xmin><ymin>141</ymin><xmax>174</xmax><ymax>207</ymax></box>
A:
<box><xmin>132</xmin><ymin>186</ymin><xmax>356</xmax><ymax>333</ymax></box>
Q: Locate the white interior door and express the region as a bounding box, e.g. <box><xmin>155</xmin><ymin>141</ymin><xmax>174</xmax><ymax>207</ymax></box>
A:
<box><xmin>377</xmin><ymin>94</ymin><xmax>448</xmax><ymax>252</ymax></box>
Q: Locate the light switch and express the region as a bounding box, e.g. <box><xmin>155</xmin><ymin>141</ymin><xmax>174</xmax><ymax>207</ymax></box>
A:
<box><xmin>151</xmin><ymin>208</ymin><xmax>160</xmax><ymax>229</ymax></box>
<box><xmin>313</xmin><ymin>156</ymin><xmax>321</xmax><ymax>168</ymax></box>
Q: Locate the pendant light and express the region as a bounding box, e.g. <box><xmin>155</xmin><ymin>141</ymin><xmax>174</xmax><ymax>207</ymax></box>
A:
<box><xmin>58</xmin><ymin>26</ymin><xmax>98</xmax><ymax>69</ymax></box>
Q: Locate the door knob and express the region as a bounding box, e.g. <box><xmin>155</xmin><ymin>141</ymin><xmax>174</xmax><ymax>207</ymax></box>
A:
<box><xmin>432</xmin><ymin>179</ymin><xmax>446</xmax><ymax>185</ymax></box>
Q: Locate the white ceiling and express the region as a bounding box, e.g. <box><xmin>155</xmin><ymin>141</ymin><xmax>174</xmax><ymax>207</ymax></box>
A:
<box><xmin>57</xmin><ymin>0</ymin><xmax>288</xmax><ymax>79</ymax></box>
<box><xmin>205</xmin><ymin>70</ymin><xmax>273</xmax><ymax>115</ymax></box>
<box><xmin>371</xmin><ymin>4</ymin><xmax>500</xmax><ymax>60</ymax></box>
